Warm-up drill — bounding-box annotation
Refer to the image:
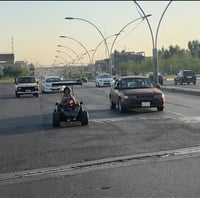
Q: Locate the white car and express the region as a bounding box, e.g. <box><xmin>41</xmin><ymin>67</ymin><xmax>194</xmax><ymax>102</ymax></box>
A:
<box><xmin>41</xmin><ymin>76</ymin><xmax>65</xmax><ymax>93</ymax></box>
<box><xmin>95</xmin><ymin>73</ymin><xmax>115</xmax><ymax>87</ymax></box>
<box><xmin>15</xmin><ymin>76</ymin><xmax>39</xmax><ymax>98</ymax></box>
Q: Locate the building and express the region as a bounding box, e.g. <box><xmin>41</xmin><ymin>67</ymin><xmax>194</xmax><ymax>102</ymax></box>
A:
<box><xmin>0</xmin><ymin>53</ymin><xmax>14</xmax><ymax>67</ymax></box>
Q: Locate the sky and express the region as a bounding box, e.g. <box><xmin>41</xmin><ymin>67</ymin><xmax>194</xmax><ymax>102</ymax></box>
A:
<box><xmin>0</xmin><ymin>1</ymin><xmax>200</xmax><ymax>67</ymax></box>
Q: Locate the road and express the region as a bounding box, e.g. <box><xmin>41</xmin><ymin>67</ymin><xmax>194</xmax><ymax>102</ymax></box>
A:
<box><xmin>0</xmin><ymin>82</ymin><xmax>200</xmax><ymax>197</ymax></box>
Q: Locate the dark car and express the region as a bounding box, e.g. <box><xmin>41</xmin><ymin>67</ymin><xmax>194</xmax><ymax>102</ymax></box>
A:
<box><xmin>77</xmin><ymin>77</ymin><xmax>88</xmax><ymax>83</ymax></box>
<box><xmin>109</xmin><ymin>76</ymin><xmax>165</xmax><ymax>113</ymax></box>
<box><xmin>174</xmin><ymin>70</ymin><xmax>196</xmax><ymax>85</ymax></box>
<box><xmin>146</xmin><ymin>72</ymin><xmax>164</xmax><ymax>85</ymax></box>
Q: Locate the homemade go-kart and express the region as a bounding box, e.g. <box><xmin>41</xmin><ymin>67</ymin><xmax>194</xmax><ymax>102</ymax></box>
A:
<box><xmin>52</xmin><ymin>80</ymin><xmax>89</xmax><ymax>127</ymax></box>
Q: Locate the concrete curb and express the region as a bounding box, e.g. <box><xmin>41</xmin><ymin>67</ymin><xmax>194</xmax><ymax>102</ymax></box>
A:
<box><xmin>161</xmin><ymin>86</ymin><xmax>200</xmax><ymax>96</ymax></box>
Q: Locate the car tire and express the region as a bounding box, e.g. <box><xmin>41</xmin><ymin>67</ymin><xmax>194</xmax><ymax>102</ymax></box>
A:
<box><xmin>15</xmin><ymin>92</ymin><xmax>20</xmax><ymax>98</ymax></box>
<box><xmin>118</xmin><ymin>99</ymin><xmax>126</xmax><ymax>113</ymax></box>
<box><xmin>109</xmin><ymin>98</ymin><xmax>116</xmax><ymax>109</ymax></box>
<box><xmin>34</xmin><ymin>93</ymin><xmax>39</xmax><ymax>97</ymax></box>
<box><xmin>52</xmin><ymin>111</ymin><xmax>60</xmax><ymax>127</ymax></box>
<box><xmin>80</xmin><ymin>110</ymin><xmax>89</xmax><ymax>126</ymax></box>
<box><xmin>157</xmin><ymin>106</ymin><xmax>164</xmax><ymax>111</ymax></box>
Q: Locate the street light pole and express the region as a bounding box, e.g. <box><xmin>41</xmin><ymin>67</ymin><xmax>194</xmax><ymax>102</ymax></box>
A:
<box><xmin>56</xmin><ymin>50</ymin><xmax>75</xmax><ymax>65</ymax></box>
<box><xmin>134</xmin><ymin>0</ymin><xmax>172</xmax><ymax>85</ymax></box>
<box><xmin>60</xmin><ymin>35</ymin><xmax>92</xmax><ymax>64</ymax></box>
<box><xmin>65</xmin><ymin>17</ymin><xmax>109</xmax><ymax>59</ymax></box>
<box><xmin>109</xmin><ymin>14</ymin><xmax>151</xmax><ymax>75</ymax></box>
<box><xmin>91</xmin><ymin>34</ymin><xmax>120</xmax><ymax>64</ymax></box>
<box><xmin>57</xmin><ymin>45</ymin><xmax>82</xmax><ymax>65</ymax></box>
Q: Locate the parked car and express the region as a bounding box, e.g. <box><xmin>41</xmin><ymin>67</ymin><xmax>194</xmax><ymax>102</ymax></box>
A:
<box><xmin>95</xmin><ymin>73</ymin><xmax>115</xmax><ymax>87</ymax></box>
<box><xmin>14</xmin><ymin>76</ymin><xmax>39</xmax><ymax>98</ymax></box>
<box><xmin>146</xmin><ymin>72</ymin><xmax>164</xmax><ymax>85</ymax></box>
<box><xmin>41</xmin><ymin>76</ymin><xmax>64</xmax><ymax>93</ymax></box>
<box><xmin>174</xmin><ymin>70</ymin><xmax>196</xmax><ymax>85</ymax></box>
<box><xmin>109</xmin><ymin>76</ymin><xmax>165</xmax><ymax>113</ymax></box>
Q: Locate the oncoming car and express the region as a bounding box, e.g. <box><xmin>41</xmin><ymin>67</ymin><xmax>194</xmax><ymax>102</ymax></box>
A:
<box><xmin>14</xmin><ymin>76</ymin><xmax>39</xmax><ymax>98</ymax></box>
<box><xmin>41</xmin><ymin>76</ymin><xmax>64</xmax><ymax>93</ymax></box>
<box><xmin>109</xmin><ymin>76</ymin><xmax>165</xmax><ymax>113</ymax></box>
<box><xmin>95</xmin><ymin>73</ymin><xmax>114</xmax><ymax>87</ymax></box>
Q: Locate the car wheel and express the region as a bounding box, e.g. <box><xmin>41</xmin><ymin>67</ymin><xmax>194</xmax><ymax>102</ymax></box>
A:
<box><xmin>109</xmin><ymin>97</ymin><xmax>116</xmax><ymax>109</ymax></box>
<box><xmin>118</xmin><ymin>99</ymin><xmax>126</xmax><ymax>113</ymax></box>
<box><xmin>193</xmin><ymin>81</ymin><xmax>196</xmax><ymax>85</ymax></box>
<box><xmin>52</xmin><ymin>112</ymin><xmax>60</xmax><ymax>127</ymax></box>
<box><xmin>80</xmin><ymin>110</ymin><xmax>89</xmax><ymax>126</ymax></box>
<box><xmin>157</xmin><ymin>106</ymin><xmax>164</xmax><ymax>111</ymax></box>
<box><xmin>16</xmin><ymin>92</ymin><xmax>20</xmax><ymax>98</ymax></box>
<box><xmin>34</xmin><ymin>93</ymin><xmax>39</xmax><ymax>97</ymax></box>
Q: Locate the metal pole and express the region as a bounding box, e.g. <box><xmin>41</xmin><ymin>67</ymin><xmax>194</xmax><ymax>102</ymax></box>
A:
<box><xmin>57</xmin><ymin>45</ymin><xmax>82</xmax><ymax>65</ymax></box>
<box><xmin>65</xmin><ymin>17</ymin><xmax>110</xmax><ymax>59</ymax></box>
<box><xmin>109</xmin><ymin>14</ymin><xmax>151</xmax><ymax>75</ymax></box>
<box><xmin>134</xmin><ymin>1</ymin><xmax>172</xmax><ymax>85</ymax></box>
<box><xmin>60</xmin><ymin>35</ymin><xmax>92</xmax><ymax>64</ymax></box>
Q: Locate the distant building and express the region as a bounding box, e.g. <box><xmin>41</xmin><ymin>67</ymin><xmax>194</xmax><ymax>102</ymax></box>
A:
<box><xmin>0</xmin><ymin>53</ymin><xmax>14</xmax><ymax>67</ymax></box>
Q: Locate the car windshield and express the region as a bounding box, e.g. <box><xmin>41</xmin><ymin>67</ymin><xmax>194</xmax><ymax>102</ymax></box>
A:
<box><xmin>121</xmin><ymin>78</ymin><xmax>154</xmax><ymax>89</ymax></box>
<box><xmin>46</xmin><ymin>78</ymin><xmax>61</xmax><ymax>83</ymax></box>
<box><xmin>17</xmin><ymin>77</ymin><xmax>36</xmax><ymax>83</ymax></box>
<box><xmin>99</xmin><ymin>74</ymin><xmax>112</xmax><ymax>79</ymax></box>
<box><xmin>183</xmin><ymin>70</ymin><xmax>194</xmax><ymax>75</ymax></box>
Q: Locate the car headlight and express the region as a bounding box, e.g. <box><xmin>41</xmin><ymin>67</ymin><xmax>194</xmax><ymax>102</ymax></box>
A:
<box><xmin>45</xmin><ymin>84</ymin><xmax>51</xmax><ymax>87</ymax></box>
<box><xmin>124</xmin><ymin>95</ymin><xmax>129</xmax><ymax>99</ymax></box>
<box><xmin>154</xmin><ymin>94</ymin><xmax>165</xmax><ymax>99</ymax></box>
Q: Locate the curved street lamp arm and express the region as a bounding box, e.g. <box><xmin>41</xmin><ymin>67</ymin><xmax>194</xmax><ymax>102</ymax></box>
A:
<box><xmin>65</xmin><ymin>17</ymin><xmax>110</xmax><ymax>58</ymax></box>
<box><xmin>57</xmin><ymin>45</ymin><xmax>82</xmax><ymax>65</ymax></box>
<box><xmin>155</xmin><ymin>0</ymin><xmax>172</xmax><ymax>47</ymax></box>
<box><xmin>134</xmin><ymin>1</ymin><xmax>155</xmax><ymax>48</ymax></box>
<box><xmin>110</xmin><ymin>14</ymin><xmax>151</xmax><ymax>58</ymax></box>
<box><xmin>92</xmin><ymin>34</ymin><xmax>119</xmax><ymax>63</ymax></box>
<box><xmin>60</xmin><ymin>35</ymin><xmax>92</xmax><ymax>64</ymax></box>
<box><xmin>56</xmin><ymin>50</ymin><xmax>75</xmax><ymax>64</ymax></box>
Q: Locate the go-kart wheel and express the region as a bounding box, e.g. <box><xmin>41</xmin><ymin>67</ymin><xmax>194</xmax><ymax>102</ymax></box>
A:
<box><xmin>80</xmin><ymin>110</ymin><xmax>89</xmax><ymax>126</ymax></box>
<box><xmin>53</xmin><ymin>112</ymin><xmax>60</xmax><ymax>127</ymax></box>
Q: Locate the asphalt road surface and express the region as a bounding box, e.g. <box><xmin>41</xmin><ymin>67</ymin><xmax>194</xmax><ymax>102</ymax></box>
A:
<box><xmin>0</xmin><ymin>82</ymin><xmax>200</xmax><ymax>197</ymax></box>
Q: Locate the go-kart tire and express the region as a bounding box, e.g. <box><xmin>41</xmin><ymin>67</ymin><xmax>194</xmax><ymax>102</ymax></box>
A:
<box><xmin>53</xmin><ymin>112</ymin><xmax>60</xmax><ymax>127</ymax></box>
<box><xmin>80</xmin><ymin>110</ymin><xmax>89</xmax><ymax>126</ymax></box>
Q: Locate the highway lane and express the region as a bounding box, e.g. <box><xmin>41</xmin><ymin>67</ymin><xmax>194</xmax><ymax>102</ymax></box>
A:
<box><xmin>0</xmin><ymin>82</ymin><xmax>200</xmax><ymax>176</ymax></box>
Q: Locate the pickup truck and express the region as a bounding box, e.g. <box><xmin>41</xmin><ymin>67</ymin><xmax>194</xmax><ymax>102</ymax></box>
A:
<box><xmin>15</xmin><ymin>76</ymin><xmax>39</xmax><ymax>97</ymax></box>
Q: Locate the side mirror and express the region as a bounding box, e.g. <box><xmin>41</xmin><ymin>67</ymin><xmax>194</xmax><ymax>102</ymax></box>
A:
<box><xmin>156</xmin><ymin>84</ymin><xmax>161</xmax><ymax>89</ymax></box>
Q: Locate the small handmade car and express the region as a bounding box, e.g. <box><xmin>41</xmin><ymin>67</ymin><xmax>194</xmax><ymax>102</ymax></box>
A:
<box><xmin>52</xmin><ymin>80</ymin><xmax>89</xmax><ymax>127</ymax></box>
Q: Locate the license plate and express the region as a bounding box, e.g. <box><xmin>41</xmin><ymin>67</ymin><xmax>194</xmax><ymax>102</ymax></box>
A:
<box><xmin>187</xmin><ymin>76</ymin><xmax>192</xmax><ymax>78</ymax></box>
<box><xmin>142</xmin><ymin>102</ymin><xmax>150</xmax><ymax>107</ymax></box>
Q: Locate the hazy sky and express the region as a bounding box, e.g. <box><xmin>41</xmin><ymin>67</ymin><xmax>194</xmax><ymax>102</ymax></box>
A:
<box><xmin>0</xmin><ymin>1</ymin><xmax>200</xmax><ymax>67</ymax></box>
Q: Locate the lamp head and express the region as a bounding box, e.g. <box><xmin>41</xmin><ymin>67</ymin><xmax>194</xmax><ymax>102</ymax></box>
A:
<box><xmin>65</xmin><ymin>17</ymin><xmax>74</xmax><ymax>20</ymax></box>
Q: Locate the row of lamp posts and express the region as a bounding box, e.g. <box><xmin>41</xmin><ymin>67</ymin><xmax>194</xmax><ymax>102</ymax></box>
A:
<box><xmin>57</xmin><ymin>1</ymin><xmax>172</xmax><ymax>85</ymax></box>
